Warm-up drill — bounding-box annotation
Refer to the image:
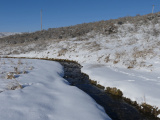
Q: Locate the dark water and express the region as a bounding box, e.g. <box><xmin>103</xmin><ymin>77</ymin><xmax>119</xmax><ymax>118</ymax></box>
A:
<box><xmin>59</xmin><ymin>61</ymin><xmax>159</xmax><ymax>120</ymax></box>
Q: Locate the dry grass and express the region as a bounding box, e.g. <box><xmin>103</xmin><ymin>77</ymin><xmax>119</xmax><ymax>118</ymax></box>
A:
<box><xmin>105</xmin><ymin>87</ymin><xmax>123</xmax><ymax>97</ymax></box>
<box><xmin>7</xmin><ymin>80</ymin><xmax>22</xmax><ymax>90</ymax></box>
<box><xmin>2</xmin><ymin>12</ymin><xmax>160</xmax><ymax>46</ymax></box>
<box><xmin>97</xmin><ymin>84</ymin><xmax>105</xmax><ymax>90</ymax></box>
<box><xmin>3</xmin><ymin>57</ymin><xmax>160</xmax><ymax>118</ymax></box>
<box><xmin>132</xmin><ymin>48</ymin><xmax>154</xmax><ymax>59</ymax></box>
<box><xmin>0</xmin><ymin>58</ymin><xmax>34</xmax><ymax>92</ymax></box>
<box><xmin>104</xmin><ymin>55</ymin><xmax>110</xmax><ymax>63</ymax></box>
<box><xmin>90</xmin><ymin>80</ymin><xmax>97</xmax><ymax>85</ymax></box>
<box><xmin>6</xmin><ymin>73</ymin><xmax>15</xmax><ymax>79</ymax></box>
<box><xmin>140</xmin><ymin>103</ymin><xmax>160</xmax><ymax>117</ymax></box>
<box><xmin>58</xmin><ymin>48</ymin><xmax>68</xmax><ymax>56</ymax></box>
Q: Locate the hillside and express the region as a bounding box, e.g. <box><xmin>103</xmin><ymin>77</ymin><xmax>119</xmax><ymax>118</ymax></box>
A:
<box><xmin>0</xmin><ymin>32</ymin><xmax>20</xmax><ymax>38</ymax></box>
<box><xmin>1</xmin><ymin>12</ymin><xmax>160</xmax><ymax>70</ymax></box>
<box><xmin>1</xmin><ymin>12</ymin><xmax>160</xmax><ymax>118</ymax></box>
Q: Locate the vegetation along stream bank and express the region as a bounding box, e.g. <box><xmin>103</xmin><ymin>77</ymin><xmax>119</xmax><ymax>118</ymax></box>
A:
<box><xmin>57</xmin><ymin>59</ymin><xmax>159</xmax><ymax>120</ymax></box>
<box><xmin>4</xmin><ymin>57</ymin><xmax>160</xmax><ymax>120</ymax></box>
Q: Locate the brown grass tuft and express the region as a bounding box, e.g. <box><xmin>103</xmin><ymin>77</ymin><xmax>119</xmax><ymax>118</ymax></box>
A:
<box><xmin>105</xmin><ymin>87</ymin><xmax>123</xmax><ymax>97</ymax></box>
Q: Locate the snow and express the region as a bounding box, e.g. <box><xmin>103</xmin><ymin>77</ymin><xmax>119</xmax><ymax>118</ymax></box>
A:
<box><xmin>1</xmin><ymin>22</ymin><xmax>160</xmax><ymax>117</ymax></box>
<box><xmin>0</xmin><ymin>58</ymin><xmax>111</xmax><ymax>120</ymax></box>
<box><xmin>6</xmin><ymin>23</ymin><xmax>160</xmax><ymax>70</ymax></box>
<box><xmin>81</xmin><ymin>63</ymin><xmax>160</xmax><ymax>117</ymax></box>
<box><xmin>0</xmin><ymin>32</ymin><xmax>20</xmax><ymax>38</ymax></box>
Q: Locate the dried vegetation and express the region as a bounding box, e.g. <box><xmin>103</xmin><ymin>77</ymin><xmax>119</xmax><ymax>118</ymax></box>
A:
<box><xmin>3</xmin><ymin>12</ymin><xmax>160</xmax><ymax>45</ymax></box>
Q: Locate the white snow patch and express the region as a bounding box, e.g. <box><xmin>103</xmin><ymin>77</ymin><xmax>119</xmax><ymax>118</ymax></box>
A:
<box><xmin>81</xmin><ymin>63</ymin><xmax>160</xmax><ymax>110</ymax></box>
<box><xmin>0</xmin><ymin>58</ymin><xmax>111</xmax><ymax>120</ymax></box>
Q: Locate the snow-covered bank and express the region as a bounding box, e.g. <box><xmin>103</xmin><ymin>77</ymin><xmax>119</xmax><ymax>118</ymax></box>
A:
<box><xmin>0</xmin><ymin>58</ymin><xmax>110</xmax><ymax>120</ymax></box>
<box><xmin>7</xmin><ymin>46</ymin><xmax>160</xmax><ymax>118</ymax></box>
<box><xmin>81</xmin><ymin>63</ymin><xmax>160</xmax><ymax>118</ymax></box>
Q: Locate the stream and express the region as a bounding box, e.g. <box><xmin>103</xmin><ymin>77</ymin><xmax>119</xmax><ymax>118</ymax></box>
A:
<box><xmin>59</xmin><ymin>61</ymin><xmax>159</xmax><ymax>120</ymax></box>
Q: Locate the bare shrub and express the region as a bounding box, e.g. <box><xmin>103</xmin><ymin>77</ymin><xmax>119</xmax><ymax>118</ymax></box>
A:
<box><xmin>14</xmin><ymin>67</ymin><xmax>20</xmax><ymax>74</ymax></box>
<box><xmin>12</xmin><ymin>50</ymin><xmax>20</xmax><ymax>54</ymax></box>
<box><xmin>132</xmin><ymin>48</ymin><xmax>154</xmax><ymax>59</ymax></box>
<box><xmin>104</xmin><ymin>55</ymin><xmax>110</xmax><ymax>63</ymax></box>
<box><xmin>58</xmin><ymin>48</ymin><xmax>67</xmax><ymax>56</ymax></box>
<box><xmin>105</xmin><ymin>87</ymin><xmax>123</xmax><ymax>97</ymax></box>
<box><xmin>7</xmin><ymin>80</ymin><xmax>22</xmax><ymax>90</ymax></box>
<box><xmin>140</xmin><ymin>103</ymin><xmax>160</xmax><ymax>117</ymax></box>
<box><xmin>97</xmin><ymin>84</ymin><xmax>105</xmax><ymax>90</ymax></box>
<box><xmin>6</xmin><ymin>73</ymin><xmax>15</xmax><ymax>79</ymax></box>
<box><xmin>90</xmin><ymin>80</ymin><xmax>97</xmax><ymax>85</ymax></box>
<box><xmin>114</xmin><ymin>51</ymin><xmax>126</xmax><ymax>62</ymax></box>
<box><xmin>127</xmin><ymin>60</ymin><xmax>137</xmax><ymax>69</ymax></box>
<box><xmin>103</xmin><ymin>23</ymin><xmax>118</xmax><ymax>35</ymax></box>
<box><xmin>0</xmin><ymin>12</ymin><xmax>160</xmax><ymax>47</ymax></box>
<box><xmin>113</xmin><ymin>60</ymin><xmax>119</xmax><ymax>64</ymax></box>
<box><xmin>115</xmin><ymin>52</ymin><xmax>121</xmax><ymax>60</ymax></box>
<box><xmin>86</xmin><ymin>41</ymin><xmax>101</xmax><ymax>52</ymax></box>
<box><xmin>23</xmin><ymin>71</ymin><xmax>27</xmax><ymax>74</ymax></box>
<box><xmin>152</xmin><ymin>28</ymin><xmax>160</xmax><ymax>37</ymax></box>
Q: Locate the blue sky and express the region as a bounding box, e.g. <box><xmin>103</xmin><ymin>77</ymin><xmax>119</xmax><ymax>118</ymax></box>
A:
<box><xmin>0</xmin><ymin>0</ymin><xmax>160</xmax><ymax>32</ymax></box>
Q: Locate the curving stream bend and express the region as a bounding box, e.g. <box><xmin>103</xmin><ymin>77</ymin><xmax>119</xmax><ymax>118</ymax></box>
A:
<box><xmin>59</xmin><ymin>61</ymin><xmax>159</xmax><ymax>120</ymax></box>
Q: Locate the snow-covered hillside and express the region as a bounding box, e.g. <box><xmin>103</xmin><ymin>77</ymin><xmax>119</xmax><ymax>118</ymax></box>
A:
<box><xmin>0</xmin><ymin>32</ymin><xmax>20</xmax><ymax>38</ymax></box>
<box><xmin>82</xmin><ymin>63</ymin><xmax>160</xmax><ymax>118</ymax></box>
<box><xmin>1</xmin><ymin>13</ymin><xmax>160</xmax><ymax>117</ymax></box>
<box><xmin>6</xmin><ymin>22</ymin><xmax>160</xmax><ymax>71</ymax></box>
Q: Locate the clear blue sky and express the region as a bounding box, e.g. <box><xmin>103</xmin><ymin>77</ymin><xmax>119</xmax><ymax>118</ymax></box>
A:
<box><xmin>1</xmin><ymin>0</ymin><xmax>160</xmax><ymax>32</ymax></box>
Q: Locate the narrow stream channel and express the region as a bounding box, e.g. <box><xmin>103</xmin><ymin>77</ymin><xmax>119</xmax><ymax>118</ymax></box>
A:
<box><xmin>58</xmin><ymin>61</ymin><xmax>159</xmax><ymax>120</ymax></box>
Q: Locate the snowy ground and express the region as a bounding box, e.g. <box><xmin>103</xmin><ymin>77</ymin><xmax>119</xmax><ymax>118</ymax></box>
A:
<box><xmin>81</xmin><ymin>63</ymin><xmax>160</xmax><ymax>109</ymax></box>
<box><xmin>1</xmin><ymin>22</ymin><xmax>160</xmax><ymax>117</ymax></box>
<box><xmin>0</xmin><ymin>58</ymin><xmax>110</xmax><ymax>120</ymax></box>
